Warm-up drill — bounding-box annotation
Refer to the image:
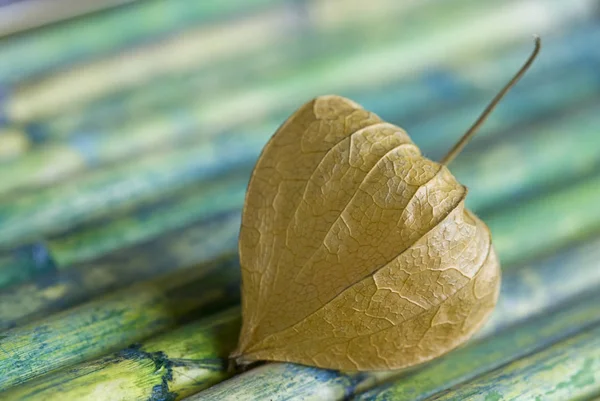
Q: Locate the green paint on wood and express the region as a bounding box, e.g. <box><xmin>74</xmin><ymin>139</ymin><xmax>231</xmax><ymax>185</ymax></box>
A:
<box><xmin>0</xmin><ymin>172</ymin><xmax>249</xmax><ymax>289</ymax></box>
<box><xmin>1</xmin><ymin>308</ymin><xmax>241</xmax><ymax>400</ymax></box>
<box><xmin>485</xmin><ymin>170</ymin><xmax>600</xmax><ymax>266</ymax></box>
<box><xmin>4</xmin><ymin>103</ymin><xmax>600</xmax><ymax>288</ymax></box>
<box><xmin>456</xmin><ymin>101</ymin><xmax>600</xmax><ymax>214</ymax></box>
<box><xmin>21</xmin><ymin>31</ymin><xmax>597</xmax><ymax>194</ymax></box>
<box><xmin>45</xmin><ymin>172</ymin><xmax>248</xmax><ymax>267</ymax></box>
<box><xmin>0</xmin><ymin>134</ymin><xmax>259</xmax><ymax>248</ymax></box>
<box><xmin>429</xmin><ymin>324</ymin><xmax>600</xmax><ymax>401</ymax></box>
<box><xmin>0</xmin><ymin>211</ymin><xmax>241</xmax><ymax>330</ymax></box>
<box><xmin>0</xmin><ymin>255</ymin><xmax>241</xmax><ymax>390</ymax></box>
<box><xmin>0</xmin><ymin>0</ymin><xmax>284</xmax><ymax>86</ymax></box>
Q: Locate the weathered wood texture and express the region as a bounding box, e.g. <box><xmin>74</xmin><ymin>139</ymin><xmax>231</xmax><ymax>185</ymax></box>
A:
<box><xmin>0</xmin><ymin>255</ymin><xmax>240</xmax><ymax>390</ymax></box>
<box><xmin>2</xmin><ymin>308</ymin><xmax>241</xmax><ymax>401</ymax></box>
<box><xmin>429</xmin><ymin>324</ymin><xmax>600</xmax><ymax>401</ymax></box>
<box><xmin>0</xmin><ymin>212</ymin><xmax>240</xmax><ymax>331</ymax></box>
<box><xmin>1</xmin><ymin>0</ymin><xmax>599</xmax><ymax>399</ymax></box>
<box><xmin>0</xmin><ymin>172</ymin><xmax>249</xmax><ymax>288</ymax></box>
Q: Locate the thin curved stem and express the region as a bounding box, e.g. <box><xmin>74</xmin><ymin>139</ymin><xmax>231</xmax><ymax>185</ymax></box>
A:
<box><xmin>440</xmin><ymin>36</ymin><xmax>541</xmax><ymax>166</ymax></box>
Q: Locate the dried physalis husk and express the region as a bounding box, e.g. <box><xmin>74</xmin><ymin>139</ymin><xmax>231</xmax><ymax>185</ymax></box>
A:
<box><xmin>232</xmin><ymin>39</ymin><xmax>540</xmax><ymax>371</ymax></box>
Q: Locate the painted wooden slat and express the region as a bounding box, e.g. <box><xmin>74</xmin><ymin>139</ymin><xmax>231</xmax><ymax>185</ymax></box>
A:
<box><xmin>1</xmin><ymin>308</ymin><xmax>242</xmax><ymax>401</ymax></box>
<box><xmin>30</xmin><ymin>20</ymin><xmax>600</xmax><ymax>145</ymax></box>
<box><xmin>6</xmin><ymin>0</ymin><xmax>590</xmax><ymax>126</ymax></box>
<box><xmin>0</xmin><ymin>255</ymin><xmax>241</xmax><ymax>390</ymax></box>
<box><xmin>0</xmin><ymin>133</ymin><xmax>259</xmax><ymax>248</ymax></box>
<box><xmin>3</xmin><ymin>90</ymin><xmax>600</xmax><ymax>264</ymax></box>
<box><xmin>0</xmin><ymin>127</ymin><xmax>29</xmax><ymax>163</ymax></box>
<box><xmin>8</xmin><ymin>54</ymin><xmax>597</xmax><ymax>199</ymax></box>
<box><xmin>2</xmin><ymin>113</ymin><xmax>600</xmax><ymax>305</ymax></box>
<box><xmin>0</xmin><ymin>0</ymin><xmax>284</xmax><ymax>86</ymax></box>
<box><xmin>0</xmin><ymin>171</ymin><xmax>249</xmax><ymax>288</ymax></box>
<box><xmin>0</xmin><ymin>211</ymin><xmax>241</xmax><ymax>330</ymax></box>
<box><xmin>6</xmin><ymin>235</ymin><xmax>600</xmax><ymax>400</ymax></box>
<box><xmin>428</xmin><ymin>324</ymin><xmax>600</xmax><ymax>401</ymax></box>
<box><xmin>5</xmin><ymin>4</ymin><xmax>303</xmax><ymax>123</ymax></box>
<box><xmin>484</xmin><ymin>170</ymin><xmax>600</xmax><ymax>266</ymax></box>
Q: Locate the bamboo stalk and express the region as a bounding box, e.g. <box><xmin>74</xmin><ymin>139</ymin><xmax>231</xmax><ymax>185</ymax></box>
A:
<box><xmin>2</xmin><ymin>87</ymin><xmax>599</xmax><ymax>254</ymax></box>
<box><xmin>4</xmin><ymin>161</ymin><xmax>600</xmax><ymax>328</ymax></box>
<box><xmin>0</xmin><ymin>0</ymin><xmax>132</xmax><ymax>37</ymax></box>
<box><xmin>0</xmin><ymin>254</ymin><xmax>241</xmax><ymax>390</ymax></box>
<box><xmin>0</xmin><ymin>133</ymin><xmax>260</xmax><ymax>248</ymax></box>
<box><xmin>0</xmin><ymin>211</ymin><xmax>241</xmax><ymax>330</ymax></box>
<box><xmin>5</xmin><ymin>4</ymin><xmax>304</xmax><ymax>123</ymax></box>
<box><xmin>3</xmin><ymin>153</ymin><xmax>600</xmax><ymax>327</ymax></box>
<box><xmin>186</xmin><ymin>240</ymin><xmax>600</xmax><ymax>400</ymax></box>
<box><xmin>6</xmin><ymin>234</ymin><xmax>600</xmax><ymax>400</ymax></box>
<box><xmin>5</xmin><ymin>0</ymin><xmax>589</xmax><ymax>124</ymax></box>
<box><xmin>455</xmin><ymin>101</ymin><xmax>600</xmax><ymax>213</ymax></box>
<box><xmin>412</xmin><ymin>65</ymin><xmax>600</xmax><ymax>161</ymax></box>
<box><xmin>484</xmin><ymin>170</ymin><xmax>600</xmax><ymax>266</ymax></box>
<box><xmin>1</xmin><ymin>28</ymin><xmax>597</xmax><ymax>249</ymax></box>
<box><xmin>1</xmin><ymin>170</ymin><xmax>598</xmax><ymax>393</ymax></box>
<box><xmin>1</xmin><ymin>308</ymin><xmax>242</xmax><ymax>401</ymax></box>
<box><xmin>0</xmin><ymin>127</ymin><xmax>29</xmax><ymax>163</ymax></box>
<box><xmin>426</xmin><ymin>323</ymin><xmax>600</xmax><ymax>401</ymax></box>
<box><xmin>2</xmin><ymin>171</ymin><xmax>249</xmax><ymax>273</ymax></box>
<box><xmin>29</xmin><ymin>16</ymin><xmax>600</xmax><ymax>144</ymax></box>
<box><xmin>8</xmin><ymin>51</ymin><xmax>598</xmax><ymax>199</ymax></box>
<box><xmin>0</xmin><ymin>0</ymin><xmax>284</xmax><ymax>86</ymax></box>
<box><xmin>0</xmin><ymin>169</ymin><xmax>250</xmax><ymax>289</ymax></box>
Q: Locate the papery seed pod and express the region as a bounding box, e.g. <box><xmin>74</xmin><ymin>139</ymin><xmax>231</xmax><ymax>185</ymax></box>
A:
<box><xmin>232</xmin><ymin>38</ymin><xmax>541</xmax><ymax>371</ymax></box>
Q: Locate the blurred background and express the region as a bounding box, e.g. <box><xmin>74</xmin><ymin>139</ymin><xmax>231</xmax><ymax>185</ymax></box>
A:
<box><xmin>0</xmin><ymin>0</ymin><xmax>599</xmax><ymax>307</ymax></box>
<box><xmin>0</xmin><ymin>0</ymin><xmax>599</xmax><ymax>399</ymax></box>
<box><xmin>0</xmin><ymin>0</ymin><xmax>600</xmax><ymax>302</ymax></box>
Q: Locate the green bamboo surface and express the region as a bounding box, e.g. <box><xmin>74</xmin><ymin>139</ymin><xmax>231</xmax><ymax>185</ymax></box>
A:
<box><xmin>0</xmin><ymin>25</ymin><xmax>596</xmax><ymax>250</ymax></box>
<box><xmin>6</xmin><ymin>46</ymin><xmax>598</xmax><ymax>198</ymax></box>
<box><xmin>0</xmin><ymin>134</ymin><xmax>259</xmax><ymax>248</ymax></box>
<box><xmin>6</xmin><ymin>234</ymin><xmax>600</xmax><ymax>400</ymax></box>
<box><xmin>1</xmin><ymin>87</ymin><xmax>598</xmax><ymax>255</ymax></box>
<box><xmin>27</xmin><ymin>12</ymin><xmax>599</xmax><ymax>145</ymax></box>
<box><xmin>5</xmin><ymin>173</ymin><xmax>600</xmax><ymax>392</ymax></box>
<box><xmin>5</xmin><ymin>3</ymin><xmax>303</xmax><ymax>123</ymax></box>
<box><xmin>0</xmin><ymin>0</ymin><xmax>284</xmax><ymax>86</ymax></box>
<box><xmin>1</xmin><ymin>0</ymin><xmax>599</xmax><ymax>399</ymax></box>
<box><xmin>0</xmin><ymin>127</ymin><xmax>29</xmax><ymax>163</ymax></box>
<box><xmin>39</xmin><ymin>172</ymin><xmax>248</xmax><ymax>267</ymax></box>
<box><xmin>1</xmin><ymin>79</ymin><xmax>597</xmax><ymax>249</ymax></box>
<box><xmin>0</xmin><ymin>255</ymin><xmax>241</xmax><ymax>390</ymax></box>
<box><xmin>0</xmin><ymin>171</ymin><xmax>250</xmax><ymax>288</ymax></box>
<box><xmin>428</xmin><ymin>324</ymin><xmax>600</xmax><ymax>401</ymax></box>
<box><xmin>0</xmin><ymin>0</ymin><xmax>132</xmax><ymax>37</ymax></box>
<box><xmin>2</xmin><ymin>308</ymin><xmax>242</xmax><ymax>401</ymax></box>
<box><xmin>453</xmin><ymin>102</ymin><xmax>600</xmax><ymax>213</ymax></box>
<box><xmin>485</xmin><ymin>170</ymin><xmax>600</xmax><ymax>266</ymax></box>
<box><xmin>184</xmin><ymin>237</ymin><xmax>600</xmax><ymax>401</ymax></box>
<box><xmin>3</xmin><ymin>165</ymin><xmax>600</xmax><ymax>329</ymax></box>
<box><xmin>5</xmin><ymin>0</ymin><xmax>587</xmax><ymax>124</ymax></box>
<box><xmin>0</xmin><ymin>211</ymin><xmax>241</xmax><ymax>330</ymax></box>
